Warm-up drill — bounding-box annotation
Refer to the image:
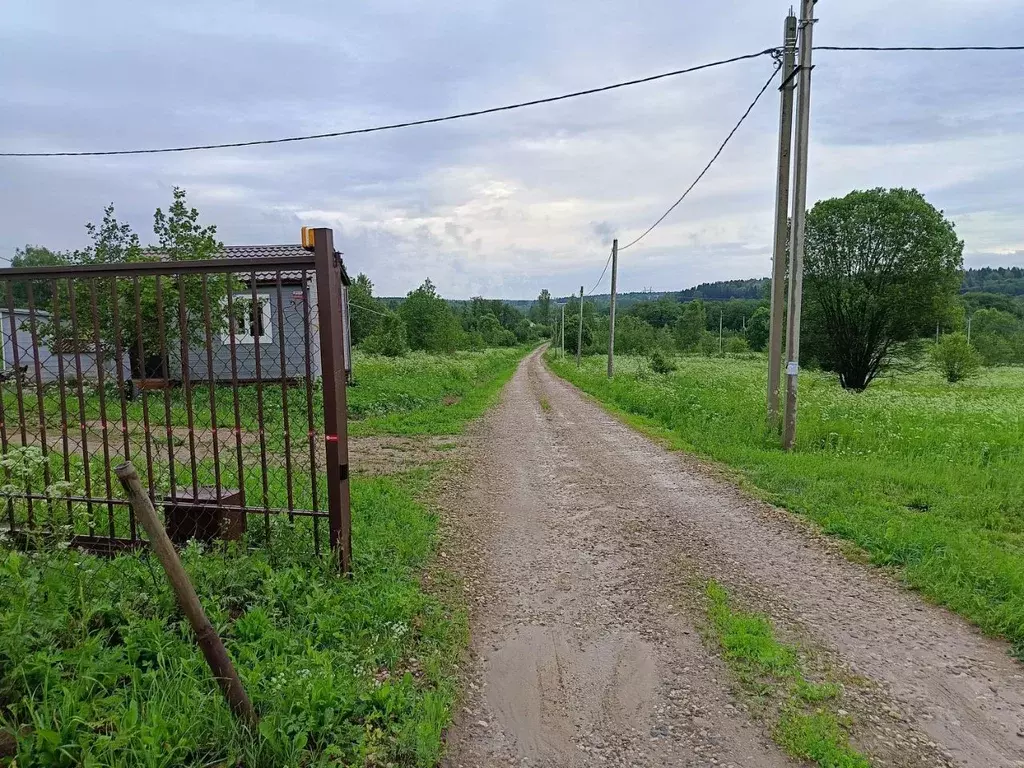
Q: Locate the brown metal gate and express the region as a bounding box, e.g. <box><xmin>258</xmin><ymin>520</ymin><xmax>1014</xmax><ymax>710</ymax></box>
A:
<box><xmin>0</xmin><ymin>229</ymin><xmax>351</xmax><ymax>570</ymax></box>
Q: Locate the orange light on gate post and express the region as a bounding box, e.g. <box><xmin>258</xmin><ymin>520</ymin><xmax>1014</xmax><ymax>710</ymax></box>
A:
<box><xmin>301</xmin><ymin>227</ymin><xmax>316</xmax><ymax>251</ymax></box>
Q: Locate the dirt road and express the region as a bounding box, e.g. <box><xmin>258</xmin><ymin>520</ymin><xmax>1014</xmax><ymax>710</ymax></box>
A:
<box><xmin>443</xmin><ymin>349</ymin><xmax>1024</xmax><ymax>768</ymax></box>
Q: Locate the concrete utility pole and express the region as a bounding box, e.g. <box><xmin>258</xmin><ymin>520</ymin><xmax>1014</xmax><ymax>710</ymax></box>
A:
<box><xmin>782</xmin><ymin>0</ymin><xmax>816</xmax><ymax>451</ymax></box>
<box><xmin>576</xmin><ymin>286</ymin><xmax>584</xmax><ymax>366</ymax></box>
<box><xmin>767</xmin><ymin>10</ymin><xmax>799</xmax><ymax>425</ymax></box>
<box><xmin>561</xmin><ymin>303</ymin><xmax>566</xmax><ymax>357</ymax></box>
<box><xmin>719</xmin><ymin>310</ymin><xmax>724</xmax><ymax>355</ymax></box>
<box><xmin>607</xmin><ymin>239</ymin><xmax>619</xmax><ymax>378</ymax></box>
<box><xmin>967</xmin><ymin>315</ymin><xmax>972</xmax><ymax>345</ymax></box>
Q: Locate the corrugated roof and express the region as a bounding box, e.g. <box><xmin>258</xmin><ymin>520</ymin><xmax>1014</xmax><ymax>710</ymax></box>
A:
<box><xmin>141</xmin><ymin>244</ymin><xmax>350</xmax><ymax>286</ymax></box>
<box><xmin>216</xmin><ymin>245</ymin><xmax>309</xmax><ymax>283</ymax></box>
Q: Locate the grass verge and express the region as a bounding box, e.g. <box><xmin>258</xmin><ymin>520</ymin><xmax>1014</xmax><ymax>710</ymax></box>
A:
<box><xmin>547</xmin><ymin>352</ymin><xmax>1024</xmax><ymax>658</ymax></box>
<box><xmin>1</xmin><ymin>472</ymin><xmax>463</xmax><ymax>767</ymax></box>
<box><xmin>704</xmin><ymin>580</ymin><xmax>870</xmax><ymax>767</ymax></box>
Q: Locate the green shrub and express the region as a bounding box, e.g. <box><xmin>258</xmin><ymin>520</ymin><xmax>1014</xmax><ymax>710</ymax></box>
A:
<box><xmin>725</xmin><ymin>336</ymin><xmax>750</xmax><ymax>354</ymax></box>
<box><xmin>362</xmin><ymin>313</ymin><xmax>409</xmax><ymax>357</ymax></box>
<box><xmin>931</xmin><ymin>333</ymin><xmax>981</xmax><ymax>383</ymax></box>
<box><xmin>649</xmin><ymin>349</ymin><xmax>676</xmax><ymax>375</ymax></box>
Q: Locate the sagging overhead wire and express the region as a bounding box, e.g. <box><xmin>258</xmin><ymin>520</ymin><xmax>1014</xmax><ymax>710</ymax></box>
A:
<box><xmin>0</xmin><ymin>50</ymin><xmax>776</xmax><ymax>158</ymax></box>
<box><xmin>586</xmin><ymin>246</ymin><xmax>615</xmax><ymax>296</ymax></box>
<box><xmin>349</xmin><ymin>301</ymin><xmax>391</xmax><ymax>317</ymax></box>
<box><xmin>617</xmin><ymin>59</ymin><xmax>783</xmax><ymax>252</ymax></box>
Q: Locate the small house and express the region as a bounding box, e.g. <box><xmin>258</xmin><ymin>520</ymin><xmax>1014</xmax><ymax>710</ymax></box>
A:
<box><xmin>0</xmin><ymin>243</ymin><xmax>351</xmax><ymax>385</ymax></box>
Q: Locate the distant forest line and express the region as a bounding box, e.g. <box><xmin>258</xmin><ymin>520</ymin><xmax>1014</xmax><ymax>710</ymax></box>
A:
<box><xmin>383</xmin><ymin>267</ymin><xmax>1024</xmax><ymax>310</ymax></box>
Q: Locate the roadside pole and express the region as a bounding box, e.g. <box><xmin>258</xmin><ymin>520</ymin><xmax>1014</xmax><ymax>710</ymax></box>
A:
<box><xmin>561</xmin><ymin>303</ymin><xmax>566</xmax><ymax>357</ymax></box>
<box><xmin>576</xmin><ymin>286</ymin><xmax>584</xmax><ymax>366</ymax></box>
<box><xmin>719</xmin><ymin>309</ymin><xmax>724</xmax><ymax>355</ymax></box>
<box><xmin>782</xmin><ymin>0</ymin><xmax>817</xmax><ymax>451</ymax></box>
<box><xmin>607</xmin><ymin>239</ymin><xmax>618</xmax><ymax>378</ymax></box>
<box><xmin>767</xmin><ymin>10</ymin><xmax>799</xmax><ymax>424</ymax></box>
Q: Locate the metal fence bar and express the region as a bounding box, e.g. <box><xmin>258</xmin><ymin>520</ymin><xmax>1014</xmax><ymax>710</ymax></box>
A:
<box><xmin>275</xmin><ymin>273</ymin><xmax>295</xmax><ymax>519</ymax></box>
<box><xmin>250</xmin><ymin>270</ymin><xmax>270</xmax><ymax>542</ymax></box>
<box><xmin>0</xmin><ymin>296</ymin><xmax>13</xmax><ymax>529</ymax></box>
<box><xmin>24</xmin><ymin>282</ymin><xmax>54</xmax><ymax>526</ymax></box>
<box><xmin>108</xmin><ymin>278</ymin><xmax>136</xmax><ymax>539</ymax></box>
<box><xmin>177</xmin><ymin>275</ymin><xmax>200</xmax><ymax>498</ymax></box>
<box><xmin>5</xmin><ymin>282</ymin><xmax>34</xmax><ymax>526</ymax></box>
<box><xmin>133</xmin><ymin>276</ymin><xmax>158</xmax><ymax>508</ymax></box>
<box><xmin>66</xmin><ymin>279</ymin><xmax>94</xmax><ymax>534</ymax></box>
<box><xmin>0</xmin><ymin>250</ymin><xmax>337</xmax><ymax>559</ymax></box>
<box><xmin>201</xmin><ymin>275</ymin><xmax>223</xmax><ymax>507</ymax></box>
<box><xmin>0</xmin><ymin>254</ymin><xmax>316</xmax><ymax>279</ymax></box>
<box><xmin>301</xmin><ymin>272</ymin><xmax>321</xmax><ymax>554</ymax></box>
<box><xmin>88</xmin><ymin>279</ymin><xmax>117</xmax><ymax>538</ymax></box>
<box><xmin>155</xmin><ymin>276</ymin><xmax>177</xmax><ymax>503</ymax></box>
<box><xmin>50</xmin><ymin>280</ymin><xmax>74</xmax><ymax>526</ymax></box>
<box><xmin>225</xmin><ymin>288</ymin><xmax>246</xmax><ymax>509</ymax></box>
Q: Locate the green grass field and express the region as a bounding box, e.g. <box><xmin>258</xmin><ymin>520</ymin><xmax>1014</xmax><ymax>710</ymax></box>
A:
<box><xmin>547</xmin><ymin>352</ymin><xmax>1024</xmax><ymax>657</ymax></box>
<box><xmin>0</xmin><ymin>348</ymin><xmax>527</xmax><ymax>437</ymax></box>
<box><xmin>0</xmin><ymin>347</ymin><xmax>528</xmax><ymax>767</ymax></box>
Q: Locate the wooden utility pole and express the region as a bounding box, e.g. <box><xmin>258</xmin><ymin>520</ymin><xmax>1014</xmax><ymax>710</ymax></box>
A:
<box><xmin>782</xmin><ymin>0</ymin><xmax>817</xmax><ymax>451</ymax></box>
<box><xmin>607</xmin><ymin>240</ymin><xmax>618</xmax><ymax>378</ymax></box>
<box><xmin>115</xmin><ymin>462</ymin><xmax>258</xmax><ymax>727</ymax></box>
<box><xmin>767</xmin><ymin>10</ymin><xmax>799</xmax><ymax>424</ymax></box>
<box><xmin>576</xmin><ymin>286</ymin><xmax>584</xmax><ymax>366</ymax></box>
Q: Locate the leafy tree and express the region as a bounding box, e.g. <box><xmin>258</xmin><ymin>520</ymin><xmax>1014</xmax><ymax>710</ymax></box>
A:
<box><xmin>971</xmin><ymin>308</ymin><xmax>1019</xmax><ymax>337</ymax></box>
<box><xmin>802</xmin><ymin>188</ymin><xmax>963</xmax><ymax>391</ymax></box>
<box><xmin>9</xmin><ymin>246</ymin><xmax>68</xmax><ymax>308</ymax></box>
<box><xmin>530</xmin><ymin>289</ymin><xmax>552</xmax><ymax>326</ymax></box>
<box><xmin>513</xmin><ymin>318</ymin><xmax>534</xmax><ymax>343</ymax></box>
<box><xmin>399</xmin><ymin>279</ymin><xmax>463</xmax><ymax>352</ymax></box>
<box><xmin>562</xmin><ymin>296</ymin><xmax>597</xmax><ymax>355</ymax></box>
<box><xmin>476</xmin><ymin>314</ymin><xmax>516</xmax><ymax>347</ymax></box>
<box><xmin>362</xmin><ymin>312</ymin><xmax>408</xmax><ymax>357</ymax></box>
<box><xmin>46</xmin><ymin>188</ymin><xmax>226</xmax><ymax>378</ymax></box>
<box><xmin>629</xmin><ymin>297</ymin><xmax>681</xmax><ymax>329</ymax></box>
<box><xmin>675</xmin><ymin>300</ymin><xmax>706</xmax><ymax>351</ymax></box>
<box><xmin>348</xmin><ymin>273</ymin><xmax>382</xmax><ymax>345</ymax></box>
<box><xmin>746</xmin><ymin>306</ymin><xmax>771</xmax><ymax>351</ymax></box>
<box><xmin>613</xmin><ymin>315</ymin><xmax>657</xmax><ymax>355</ymax></box>
<box><xmin>931</xmin><ymin>333</ymin><xmax>981</xmax><ymax>382</ymax></box>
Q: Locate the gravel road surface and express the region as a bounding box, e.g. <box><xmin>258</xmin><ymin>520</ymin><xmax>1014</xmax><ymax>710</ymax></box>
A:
<box><xmin>442</xmin><ymin>348</ymin><xmax>1024</xmax><ymax>767</ymax></box>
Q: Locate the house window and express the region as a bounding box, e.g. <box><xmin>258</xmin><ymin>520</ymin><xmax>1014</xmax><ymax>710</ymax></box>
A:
<box><xmin>226</xmin><ymin>294</ymin><xmax>272</xmax><ymax>344</ymax></box>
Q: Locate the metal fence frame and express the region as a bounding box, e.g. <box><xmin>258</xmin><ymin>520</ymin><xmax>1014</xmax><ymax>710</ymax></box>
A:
<box><xmin>0</xmin><ymin>230</ymin><xmax>351</xmax><ymax>571</ymax></box>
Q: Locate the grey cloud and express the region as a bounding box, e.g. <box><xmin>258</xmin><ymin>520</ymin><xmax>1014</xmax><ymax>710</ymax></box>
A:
<box><xmin>2</xmin><ymin>0</ymin><xmax>1022</xmax><ymax>298</ymax></box>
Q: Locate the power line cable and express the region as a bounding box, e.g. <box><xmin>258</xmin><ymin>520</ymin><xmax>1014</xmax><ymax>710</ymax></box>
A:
<box><xmin>349</xmin><ymin>301</ymin><xmax>391</xmax><ymax>317</ymax></box>
<box><xmin>815</xmin><ymin>44</ymin><xmax>1024</xmax><ymax>52</ymax></box>
<box><xmin>618</xmin><ymin>60</ymin><xmax>782</xmax><ymax>252</ymax></box>
<box><xmin>586</xmin><ymin>247</ymin><xmax>615</xmax><ymax>296</ymax></box>
<box><xmin>1</xmin><ymin>50</ymin><xmax>775</xmax><ymax>158</ymax></box>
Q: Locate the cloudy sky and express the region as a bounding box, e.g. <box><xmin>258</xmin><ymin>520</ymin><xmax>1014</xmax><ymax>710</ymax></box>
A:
<box><xmin>1</xmin><ymin>0</ymin><xmax>1022</xmax><ymax>299</ymax></box>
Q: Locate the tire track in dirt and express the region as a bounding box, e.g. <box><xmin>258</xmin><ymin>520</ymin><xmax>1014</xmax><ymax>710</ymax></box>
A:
<box><xmin>445</xmin><ymin>349</ymin><xmax>1024</xmax><ymax>767</ymax></box>
<box><xmin>444</xmin><ymin>350</ymin><xmax>793</xmax><ymax>767</ymax></box>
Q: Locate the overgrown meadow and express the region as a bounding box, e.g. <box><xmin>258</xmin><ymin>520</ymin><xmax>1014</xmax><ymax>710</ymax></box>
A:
<box><xmin>0</xmin><ymin>347</ymin><xmax>527</xmax><ymax>767</ymax></box>
<box><xmin>548</xmin><ymin>352</ymin><xmax>1024</xmax><ymax>656</ymax></box>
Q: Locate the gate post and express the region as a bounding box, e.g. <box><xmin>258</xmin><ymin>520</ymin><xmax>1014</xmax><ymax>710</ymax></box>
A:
<box><xmin>313</xmin><ymin>228</ymin><xmax>352</xmax><ymax>573</ymax></box>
